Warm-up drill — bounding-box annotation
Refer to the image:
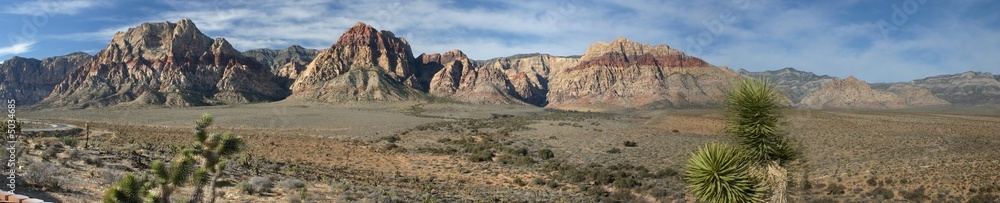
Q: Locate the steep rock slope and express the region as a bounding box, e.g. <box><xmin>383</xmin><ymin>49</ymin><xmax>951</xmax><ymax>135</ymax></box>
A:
<box><xmin>0</xmin><ymin>52</ymin><xmax>91</xmax><ymax>105</ymax></box>
<box><xmin>288</xmin><ymin>22</ymin><xmax>423</xmax><ymax>102</ymax></box>
<box><xmin>546</xmin><ymin>37</ymin><xmax>737</xmax><ymax>110</ymax></box>
<box><xmin>43</xmin><ymin>19</ymin><xmax>287</xmax><ymax>108</ymax></box>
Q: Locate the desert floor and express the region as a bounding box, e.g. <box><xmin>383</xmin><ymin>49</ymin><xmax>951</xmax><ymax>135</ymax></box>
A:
<box><xmin>11</xmin><ymin>101</ymin><xmax>1000</xmax><ymax>202</ymax></box>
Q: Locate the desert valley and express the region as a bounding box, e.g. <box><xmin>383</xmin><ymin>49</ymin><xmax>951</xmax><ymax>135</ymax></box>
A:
<box><xmin>1</xmin><ymin>18</ymin><xmax>998</xmax><ymax>203</ymax></box>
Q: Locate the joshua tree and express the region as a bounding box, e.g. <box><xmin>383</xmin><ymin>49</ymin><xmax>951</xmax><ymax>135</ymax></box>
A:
<box><xmin>104</xmin><ymin>173</ymin><xmax>154</xmax><ymax>203</ymax></box>
<box><xmin>150</xmin><ymin>149</ymin><xmax>197</xmax><ymax>203</ymax></box>
<box><xmin>189</xmin><ymin>113</ymin><xmax>244</xmax><ymax>203</ymax></box>
<box><xmin>684</xmin><ymin>143</ymin><xmax>766</xmax><ymax>203</ymax></box>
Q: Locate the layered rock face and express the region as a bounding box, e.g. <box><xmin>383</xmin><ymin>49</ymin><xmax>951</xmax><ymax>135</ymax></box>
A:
<box><xmin>738</xmin><ymin>67</ymin><xmax>834</xmax><ymax>104</ymax></box>
<box><xmin>0</xmin><ymin>52</ymin><xmax>91</xmax><ymax>105</ymax></box>
<box><xmin>43</xmin><ymin>19</ymin><xmax>287</xmax><ymax>108</ymax></box>
<box><xmin>800</xmin><ymin>76</ymin><xmax>948</xmax><ymax>109</ymax></box>
<box><xmin>413</xmin><ymin>51</ymin><xmax>579</xmax><ymax>105</ymax></box>
<box><xmin>876</xmin><ymin>71</ymin><xmax>1000</xmax><ymax>105</ymax></box>
<box><xmin>289</xmin><ymin>22</ymin><xmax>423</xmax><ymax>102</ymax></box>
<box><xmin>546</xmin><ymin>37</ymin><xmax>737</xmax><ymax>110</ymax></box>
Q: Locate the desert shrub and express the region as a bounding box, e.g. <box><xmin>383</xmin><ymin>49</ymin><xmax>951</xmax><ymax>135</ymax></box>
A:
<box><xmin>23</xmin><ymin>162</ymin><xmax>65</xmax><ymax>191</ymax></box>
<box><xmin>809</xmin><ymin>197</ymin><xmax>837</xmax><ymax>203</ymax></box>
<box><xmin>58</xmin><ymin>136</ymin><xmax>78</xmax><ymax>147</ymax></box>
<box><xmin>249</xmin><ymin>176</ymin><xmax>273</xmax><ymax>193</ymax></box>
<box><xmin>236</xmin><ymin>182</ymin><xmax>255</xmax><ymax>195</ymax></box>
<box><xmin>623</xmin><ymin>141</ymin><xmax>637</xmax><ymax>147</ymax></box>
<box><xmin>537</xmin><ymin>149</ymin><xmax>554</xmax><ymax>160</ymax></box>
<box><xmin>684</xmin><ymin>143</ymin><xmax>765</xmax><ymax>203</ymax></box>
<box><xmin>62</xmin><ymin>148</ymin><xmax>80</xmax><ymax>160</ymax></box>
<box><xmin>468</xmin><ymin>150</ymin><xmax>494</xmax><ymax>162</ymax></box>
<box><xmin>968</xmin><ymin>193</ymin><xmax>1000</xmax><ymax>203</ymax></box>
<box><xmin>99</xmin><ymin>169</ymin><xmax>124</xmax><ymax>186</ymax></box>
<box><xmin>277</xmin><ymin>178</ymin><xmax>306</xmax><ymax>189</ymax></box>
<box><xmin>872</xmin><ymin>187</ymin><xmax>894</xmax><ymax>200</ymax></box>
<box><xmin>40</xmin><ymin>147</ymin><xmax>58</xmax><ymax>161</ymax></box>
<box><xmin>826</xmin><ymin>183</ymin><xmax>846</xmax><ymax>195</ymax></box>
<box><xmin>606</xmin><ymin>147</ymin><xmax>621</xmax><ymax>154</ymax></box>
<box><xmin>652</xmin><ymin>168</ymin><xmax>678</xmax><ymax>178</ymax></box>
<box><xmin>532</xmin><ymin>178</ymin><xmax>546</xmax><ymax>186</ymax></box>
<box><xmin>901</xmin><ymin>186</ymin><xmax>928</xmax><ymax>202</ymax></box>
<box><xmin>866</xmin><ymin>177</ymin><xmax>878</xmax><ymax>186</ymax></box>
<box><xmin>381</xmin><ymin>135</ymin><xmax>400</xmax><ymax>143</ymax></box>
<box><xmin>436</xmin><ymin>138</ymin><xmax>452</xmax><ymax>143</ymax></box>
<box><xmin>512</xmin><ymin>177</ymin><xmax>526</xmax><ymax>186</ymax></box>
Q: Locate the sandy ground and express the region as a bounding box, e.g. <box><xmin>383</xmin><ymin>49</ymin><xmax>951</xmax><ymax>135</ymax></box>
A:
<box><xmin>12</xmin><ymin>102</ymin><xmax>1000</xmax><ymax>202</ymax></box>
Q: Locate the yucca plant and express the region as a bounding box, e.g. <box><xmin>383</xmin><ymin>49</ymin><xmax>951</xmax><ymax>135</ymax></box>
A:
<box><xmin>725</xmin><ymin>77</ymin><xmax>797</xmax><ymax>202</ymax></box>
<box><xmin>150</xmin><ymin>148</ymin><xmax>197</xmax><ymax>203</ymax></box>
<box><xmin>684</xmin><ymin>143</ymin><xmax>766</xmax><ymax>203</ymax></box>
<box><xmin>725</xmin><ymin>78</ymin><xmax>795</xmax><ymax>164</ymax></box>
<box><xmin>189</xmin><ymin>113</ymin><xmax>244</xmax><ymax>203</ymax></box>
<box><xmin>104</xmin><ymin>173</ymin><xmax>155</xmax><ymax>203</ymax></box>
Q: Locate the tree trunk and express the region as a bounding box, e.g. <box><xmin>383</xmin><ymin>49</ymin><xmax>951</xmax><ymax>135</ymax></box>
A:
<box><xmin>160</xmin><ymin>186</ymin><xmax>172</xmax><ymax>203</ymax></box>
<box><xmin>189</xmin><ymin>186</ymin><xmax>203</xmax><ymax>203</ymax></box>
<box><xmin>207</xmin><ymin>170</ymin><xmax>222</xmax><ymax>203</ymax></box>
<box><xmin>766</xmin><ymin>161</ymin><xmax>788</xmax><ymax>203</ymax></box>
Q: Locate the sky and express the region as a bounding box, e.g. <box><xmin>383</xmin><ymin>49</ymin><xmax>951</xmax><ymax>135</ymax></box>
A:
<box><xmin>0</xmin><ymin>0</ymin><xmax>997</xmax><ymax>83</ymax></box>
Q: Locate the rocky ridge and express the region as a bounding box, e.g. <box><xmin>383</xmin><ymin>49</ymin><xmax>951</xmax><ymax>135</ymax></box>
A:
<box><xmin>737</xmin><ymin>67</ymin><xmax>835</xmax><ymax>103</ymax></box>
<box><xmin>799</xmin><ymin>76</ymin><xmax>948</xmax><ymax>109</ymax></box>
<box><xmin>546</xmin><ymin>37</ymin><xmax>737</xmax><ymax>110</ymax></box>
<box><xmin>873</xmin><ymin>71</ymin><xmax>1000</xmax><ymax>105</ymax></box>
<box><xmin>0</xmin><ymin>52</ymin><xmax>91</xmax><ymax>105</ymax></box>
<box><xmin>288</xmin><ymin>22</ymin><xmax>423</xmax><ymax>102</ymax></box>
<box><xmin>42</xmin><ymin>19</ymin><xmax>287</xmax><ymax>108</ymax></box>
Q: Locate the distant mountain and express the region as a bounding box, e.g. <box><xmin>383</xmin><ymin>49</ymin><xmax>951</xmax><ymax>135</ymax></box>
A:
<box><xmin>0</xmin><ymin>52</ymin><xmax>91</xmax><ymax>105</ymax></box>
<box><xmin>41</xmin><ymin>19</ymin><xmax>287</xmax><ymax>108</ymax></box>
<box><xmin>243</xmin><ymin>45</ymin><xmax>318</xmax><ymax>88</ymax></box>
<box><xmin>9</xmin><ymin>19</ymin><xmax>994</xmax><ymax>110</ymax></box>
<box><xmin>737</xmin><ymin>67</ymin><xmax>834</xmax><ymax>104</ymax></box>
<box><xmin>799</xmin><ymin>76</ymin><xmax>948</xmax><ymax>109</ymax></box>
<box><xmin>243</xmin><ymin>45</ymin><xmax>319</xmax><ymax>73</ymax></box>
<box><xmin>546</xmin><ymin>37</ymin><xmax>737</xmax><ymax>110</ymax></box>
<box><xmin>873</xmin><ymin>71</ymin><xmax>1000</xmax><ymax>105</ymax></box>
<box><xmin>288</xmin><ymin>22</ymin><xmax>424</xmax><ymax>102</ymax></box>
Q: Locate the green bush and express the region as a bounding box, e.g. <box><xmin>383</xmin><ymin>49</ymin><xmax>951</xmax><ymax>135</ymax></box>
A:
<box><xmin>684</xmin><ymin>143</ymin><xmax>765</xmax><ymax>203</ymax></box>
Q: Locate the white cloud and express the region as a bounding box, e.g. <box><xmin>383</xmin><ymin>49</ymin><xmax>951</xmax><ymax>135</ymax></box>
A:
<box><xmin>5</xmin><ymin>0</ymin><xmax>105</xmax><ymax>15</ymax></box>
<box><xmin>0</xmin><ymin>41</ymin><xmax>35</xmax><ymax>56</ymax></box>
<box><xmin>42</xmin><ymin>0</ymin><xmax>1000</xmax><ymax>82</ymax></box>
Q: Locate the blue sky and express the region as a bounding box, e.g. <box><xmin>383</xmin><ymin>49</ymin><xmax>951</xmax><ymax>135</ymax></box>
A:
<box><xmin>0</xmin><ymin>0</ymin><xmax>997</xmax><ymax>82</ymax></box>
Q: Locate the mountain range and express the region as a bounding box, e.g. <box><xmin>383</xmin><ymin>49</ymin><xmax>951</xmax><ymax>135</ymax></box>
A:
<box><xmin>2</xmin><ymin>19</ymin><xmax>997</xmax><ymax>110</ymax></box>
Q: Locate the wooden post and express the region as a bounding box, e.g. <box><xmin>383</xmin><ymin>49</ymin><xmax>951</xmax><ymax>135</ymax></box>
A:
<box><xmin>84</xmin><ymin>123</ymin><xmax>90</xmax><ymax>149</ymax></box>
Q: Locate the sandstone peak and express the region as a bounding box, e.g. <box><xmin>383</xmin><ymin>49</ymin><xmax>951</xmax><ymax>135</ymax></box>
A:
<box><xmin>574</xmin><ymin>37</ymin><xmax>709</xmax><ymax>70</ymax></box>
<box><xmin>100</xmin><ymin>19</ymin><xmax>214</xmax><ymax>64</ymax></box>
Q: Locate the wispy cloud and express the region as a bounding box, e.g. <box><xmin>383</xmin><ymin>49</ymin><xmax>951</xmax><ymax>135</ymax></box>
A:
<box><xmin>0</xmin><ymin>41</ymin><xmax>36</xmax><ymax>56</ymax></box>
<box><xmin>38</xmin><ymin>0</ymin><xmax>1000</xmax><ymax>82</ymax></box>
<box><xmin>4</xmin><ymin>0</ymin><xmax>105</xmax><ymax>15</ymax></box>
